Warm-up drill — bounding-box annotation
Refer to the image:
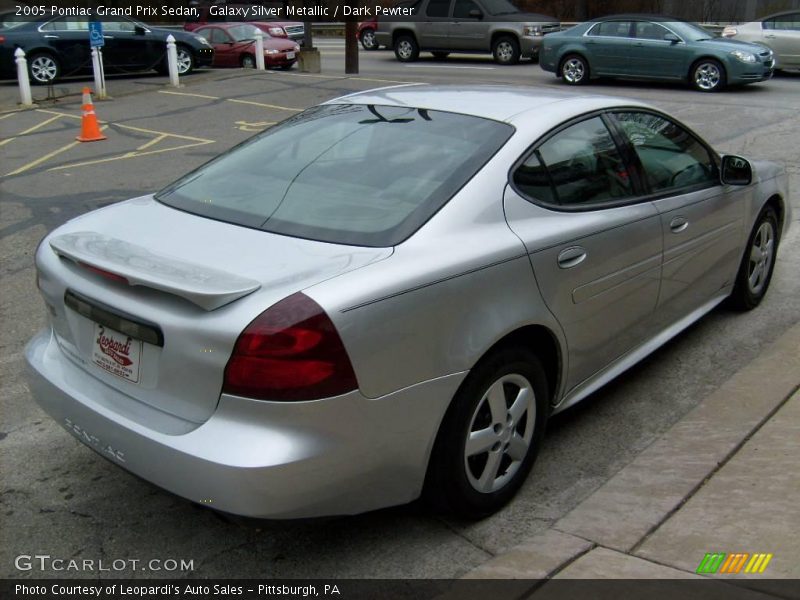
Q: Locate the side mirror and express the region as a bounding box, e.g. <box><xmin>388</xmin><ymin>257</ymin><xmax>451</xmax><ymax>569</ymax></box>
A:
<box><xmin>134</xmin><ymin>25</ymin><xmax>147</xmax><ymax>35</ymax></box>
<box><xmin>721</xmin><ymin>155</ymin><xmax>752</xmax><ymax>186</ymax></box>
<box><xmin>663</xmin><ymin>33</ymin><xmax>680</xmax><ymax>43</ymax></box>
<box><xmin>468</xmin><ymin>9</ymin><xmax>483</xmax><ymax>19</ymax></box>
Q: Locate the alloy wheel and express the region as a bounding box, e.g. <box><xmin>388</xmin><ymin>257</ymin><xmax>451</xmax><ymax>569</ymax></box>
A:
<box><xmin>563</xmin><ymin>58</ymin><xmax>585</xmax><ymax>83</ymax></box>
<box><xmin>361</xmin><ymin>30</ymin><xmax>377</xmax><ymax>50</ymax></box>
<box><xmin>397</xmin><ymin>40</ymin><xmax>413</xmax><ymax>60</ymax></box>
<box><xmin>695</xmin><ymin>62</ymin><xmax>721</xmax><ymax>91</ymax></box>
<box><xmin>464</xmin><ymin>374</ymin><xmax>536</xmax><ymax>494</ymax></box>
<box><xmin>747</xmin><ymin>221</ymin><xmax>775</xmax><ymax>296</ymax></box>
<box><xmin>30</xmin><ymin>55</ymin><xmax>58</xmax><ymax>83</ymax></box>
<box><xmin>496</xmin><ymin>41</ymin><xmax>514</xmax><ymax>63</ymax></box>
<box><xmin>176</xmin><ymin>49</ymin><xmax>193</xmax><ymax>74</ymax></box>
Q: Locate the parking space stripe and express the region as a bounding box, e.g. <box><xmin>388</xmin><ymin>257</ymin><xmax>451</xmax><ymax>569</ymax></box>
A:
<box><xmin>158</xmin><ymin>90</ymin><xmax>221</xmax><ymax>100</ymax></box>
<box><xmin>227</xmin><ymin>99</ymin><xmax>302</xmax><ymax>112</ymax></box>
<box><xmin>5</xmin><ymin>134</ymin><xmax>91</xmax><ymax>177</ymax></box>
<box><xmin>0</xmin><ymin>115</ymin><xmax>65</xmax><ymax>147</ymax></box>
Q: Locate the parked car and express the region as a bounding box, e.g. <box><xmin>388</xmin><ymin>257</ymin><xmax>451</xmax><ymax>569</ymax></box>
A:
<box><xmin>0</xmin><ymin>14</ymin><xmax>213</xmax><ymax>84</ymax></box>
<box><xmin>358</xmin><ymin>18</ymin><xmax>380</xmax><ymax>50</ymax></box>
<box><xmin>184</xmin><ymin>4</ymin><xmax>304</xmax><ymax>45</ymax></box>
<box><xmin>375</xmin><ymin>0</ymin><xmax>560</xmax><ymax>64</ymax></box>
<box><xmin>194</xmin><ymin>23</ymin><xmax>299</xmax><ymax>69</ymax></box>
<box><xmin>722</xmin><ymin>10</ymin><xmax>800</xmax><ymax>71</ymax></box>
<box><xmin>26</xmin><ymin>85</ymin><xmax>790</xmax><ymax>519</ymax></box>
<box><xmin>541</xmin><ymin>15</ymin><xmax>775</xmax><ymax>92</ymax></box>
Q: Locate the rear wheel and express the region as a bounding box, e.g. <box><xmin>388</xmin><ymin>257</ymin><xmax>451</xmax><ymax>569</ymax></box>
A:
<box><xmin>28</xmin><ymin>53</ymin><xmax>60</xmax><ymax>85</ymax></box>
<box><xmin>394</xmin><ymin>34</ymin><xmax>419</xmax><ymax>62</ymax></box>
<box><xmin>241</xmin><ymin>54</ymin><xmax>256</xmax><ymax>69</ymax></box>
<box><xmin>360</xmin><ymin>28</ymin><xmax>379</xmax><ymax>51</ymax></box>
<box><xmin>728</xmin><ymin>206</ymin><xmax>779</xmax><ymax>311</ymax></box>
<box><xmin>492</xmin><ymin>35</ymin><xmax>521</xmax><ymax>65</ymax></box>
<box><xmin>691</xmin><ymin>59</ymin><xmax>726</xmax><ymax>92</ymax></box>
<box><xmin>561</xmin><ymin>54</ymin><xmax>589</xmax><ymax>85</ymax></box>
<box><xmin>424</xmin><ymin>347</ymin><xmax>548</xmax><ymax>518</ymax></box>
<box><xmin>175</xmin><ymin>45</ymin><xmax>195</xmax><ymax>75</ymax></box>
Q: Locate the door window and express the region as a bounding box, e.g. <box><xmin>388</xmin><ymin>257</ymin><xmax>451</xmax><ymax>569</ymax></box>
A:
<box><xmin>426</xmin><ymin>0</ymin><xmax>451</xmax><ymax>18</ymax></box>
<box><xmin>453</xmin><ymin>0</ymin><xmax>481</xmax><ymax>18</ymax></box>
<box><xmin>613</xmin><ymin>112</ymin><xmax>717</xmax><ymax>194</ymax></box>
<box><xmin>513</xmin><ymin>116</ymin><xmax>634</xmax><ymax>207</ymax></box>
<box><xmin>635</xmin><ymin>21</ymin><xmax>671</xmax><ymax>40</ymax></box>
<box><xmin>207</xmin><ymin>28</ymin><xmax>231</xmax><ymax>44</ymax></box>
<box><xmin>588</xmin><ymin>21</ymin><xmax>633</xmax><ymax>37</ymax></box>
<box><xmin>40</xmin><ymin>17</ymin><xmax>89</xmax><ymax>31</ymax></box>
<box><xmin>763</xmin><ymin>13</ymin><xmax>800</xmax><ymax>30</ymax></box>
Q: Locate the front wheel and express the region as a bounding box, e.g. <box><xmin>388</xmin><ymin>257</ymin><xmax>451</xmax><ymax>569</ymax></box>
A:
<box><xmin>691</xmin><ymin>59</ymin><xmax>726</xmax><ymax>92</ymax></box>
<box><xmin>175</xmin><ymin>45</ymin><xmax>195</xmax><ymax>75</ymax></box>
<box><xmin>360</xmin><ymin>28</ymin><xmax>379</xmax><ymax>51</ymax></box>
<box><xmin>394</xmin><ymin>34</ymin><xmax>419</xmax><ymax>62</ymax></box>
<box><xmin>728</xmin><ymin>206</ymin><xmax>779</xmax><ymax>311</ymax></box>
<box><xmin>28</xmin><ymin>53</ymin><xmax>60</xmax><ymax>85</ymax></box>
<box><xmin>424</xmin><ymin>347</ymin><xmax>548</xmax><ymax>518</ymax></box>
<box><xmin>492</xmin><ymin>35</ymin><xmax>521</xmax><ymax>65</ymax></box>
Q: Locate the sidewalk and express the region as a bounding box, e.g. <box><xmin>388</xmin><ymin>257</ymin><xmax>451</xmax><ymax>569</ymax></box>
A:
<box><xmin>463</xmin><ymin>321</ymin><xmax>800</xmax><ymax>595</ymax></box>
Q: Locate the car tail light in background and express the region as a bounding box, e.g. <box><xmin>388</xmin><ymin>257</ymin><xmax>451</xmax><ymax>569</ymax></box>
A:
<box><xmin>721</xmin><ymin>26</ymin><xmax>738</xmax><ymax>37</ymax></box>
<box><xmin>223</xmin><ymin>293</ymin><xmax>358</xmax><ymax>401</ymax></box>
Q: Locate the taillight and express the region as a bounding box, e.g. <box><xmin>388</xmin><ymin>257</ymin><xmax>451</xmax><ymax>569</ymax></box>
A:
<box><xmin>222</xmin><ymin>292</ymin><xmax>358</xmax><ymax>401</ymax></box>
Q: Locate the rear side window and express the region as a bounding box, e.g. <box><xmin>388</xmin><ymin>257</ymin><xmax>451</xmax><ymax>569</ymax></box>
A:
<box><xmin>764</xmin><ymin>13</ymin><xmax>800</xmax><ymax>30</ymax></box>
<box><xmin>635</xmin><ymin>21</ymin><xmax>671</xmax><ymax>40</ymax></box>
<box><xmin>157</xmin><ymin>104</ymin><xmax>512</xmax><ymax>247</ymax></box>
<box><xmin>613</xmin><ymin>112</ymin><xmax>717</xmax><ymax>194</ymax></box>
<box><xmin>513</xmin><ymin>117</ymin><xmax>634</xmax><ymax>207</ymax></box>
<box><xmin>589</xmin><ymin>21</ymin><xmax>633</xmax><ymax>37</ymax></box>
<box><xmin>426</xmin><ymin>0</ymin><xmax>452</xmax><ymax>18</ymax></box>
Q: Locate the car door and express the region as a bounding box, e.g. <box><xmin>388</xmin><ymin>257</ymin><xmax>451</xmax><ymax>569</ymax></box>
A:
<box><xmin>100</xmin><ymin>19</ymin><xmax>148</xmax><ymax>69</ymax></box>
<box><xmin>584</xmin><ymin>20</ymin><xmax>635</xmax><ymax>76</ymax></box>
<box><xmin>610</xmin><ymin>110</ymin><xmax>746</xmax><ymax>328</ymax></box>
<box><xmin>448</xmin><ymin>0</ymin><xmax>485</xmax><ymax>50</ymax></box>
<box><xmin>630</xmin><ymin>21</ymin><xmax>690</xmax><ymax>79</ymax></box>
<box><xmin>505</xmin><ymin>115</ymin><xmax>662</xmax><ymax>392</ymax></box>
<box><xmin>38</xmin><ymin>17</ymin><xmax>91</xmax><ymax>74</ymax></box>
<box><xmin>199</xmin><ymin>27</ymin><xmax>236</xmax><ymax>66</ymax></box>
<box><xmin>419</xmin><ymin>0</ymin><xmax>453</xmax><ymax>48</ymax></box>
<box><xmin>762</xmin><ymin>13</ymin><xmax>800</xmax><ymax>68</ymax></box>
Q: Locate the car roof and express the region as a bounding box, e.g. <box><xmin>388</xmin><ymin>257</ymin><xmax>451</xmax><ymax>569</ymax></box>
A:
<box><xmin>325</xmin><ymin>84</ymin><xmax>651</xmax><ymax>124</ymax></box>
<box><xmin>759</xmin><ymin>9</ymin><xmax>800</xmax><ymax>20</ymax></box>
<box><xmin>589</xmin><ymin>13</ymin><xmax>687</xmax><ymax>23</ymax></box>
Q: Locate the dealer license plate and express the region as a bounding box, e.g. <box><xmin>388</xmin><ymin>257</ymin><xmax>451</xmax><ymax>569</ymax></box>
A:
<box><xmin>286</xmin><ymin>52</ymin><xmax>295</xmax><ymax>60</ymax></box>
<box><xmin>92</xmin><ymin>323</ymin><xmax>142</xmax><ymax>384</ymax></box>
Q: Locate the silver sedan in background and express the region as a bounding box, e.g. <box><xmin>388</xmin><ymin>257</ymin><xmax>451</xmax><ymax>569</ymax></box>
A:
<box><xmin>26</xmin><ymin>86</ymin><xmax>791</xmax><ymax>520</ymax></box>
<box><xmin>723</xmin><ymin>10</ymin><xmax>800</xmax><ymax>70</ymax></box>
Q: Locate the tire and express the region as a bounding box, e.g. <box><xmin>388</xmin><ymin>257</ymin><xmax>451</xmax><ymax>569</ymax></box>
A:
<box><xmin>175</xmin><ymin>45</ymin><xmax>195</xmax><ymax>75</ymax></box>
<box><xmin>492</xmin><ymin>35</ymin><xmax>521</xmax><ymax>65</ymax></box>
<box><xmin>431</xmin><ymin>51</ymin><xmax>450</xmax><ymax>60</ymax></box>
<box><xmin>394</xmin><ymin>34</ymin><xmax>419</xmax><ymax>62</ymax></box>
<box><xmin>360</xmin><ymin>28</ymin><xmax>379</xmax><ymax>51</ymax></box>
<box><xmin>560</xmin><ymin>54</ymin><xmax>589</xmax><ymax>85</ymax></box>
<box><xmin>424</xmin><ymin>347</ymin><xmax>549</xmax><ymax>519</ymax></box>
<box><xmin>28</xmin><ymin>52</ymin><xmax>60</xmax><ymax>85</ymax></box>
<box><xmin>241</xmin><ymin>54</ymin><xmax>256</xmax><ymax>69</ymax></box>
<box><xmin>727</xmin><ymin>206</ymin><xmax>779</xmax><ymax>311</ymax></box>
<box><xmin>691</xmin><ymin>59</ymin><xmax>726</xmax><ymax>92</ymax></box>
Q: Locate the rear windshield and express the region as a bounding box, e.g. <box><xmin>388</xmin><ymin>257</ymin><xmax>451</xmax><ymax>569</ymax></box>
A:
<box><xmin>156</xmin><ymin>104</ymin><xmax>513</xmax><ymax>247</ymax></box>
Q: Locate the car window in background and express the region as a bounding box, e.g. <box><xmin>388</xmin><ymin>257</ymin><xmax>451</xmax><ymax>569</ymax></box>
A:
<box><xmin>514</xmin><ymin>117</ymin><xmax>633</xmax><ymax>206</ymax></box>
<box><xmin>672</xmin><ymin>21</ymin><xmax>715</xmax><ymax>40</ymax></box>
<box><xmin>156</xmin><ymin>104</ymin><xmax>513</xmax><ymax>247</ymax></box>
<box><xmin>480</xmin><ymin>0</ymin><xmax>521</xmax><ymax>16</ymax></box>
<box><xmin>426</xmin><ymin>0</ymin><xmax>451</xmax><ymax>18</ymax></box>
<box><xmin>613</xmin><ymin>112</ymin><xmax>717</xmax><ymax>193</ymax></box>
<box><xmin>590</xmin><ymin>21</ymin><xmax>634</xmax><ymax>37</ymax></box>
<box><xmin>635</xmin><ymin>21</ymin><xmax>671</xmax><ymax>40</ymax></box>
<box><xmin>206</xmin><ymin>28</ymin><xmax>230</xmax><ymax>44</ymax></box>
<box><xmin>454</xmin><ymin>0</ymin><xmax>481</xmax><ymax>18</ymax></box>
<box><xmin>40</xmin><ymin>17</ymin><xmax>90</xmax><ymax>31</ymax></box>
<box><xmin>764</xmin><ymin>13</ymin><xmax>800</xmax><ymax>30</ymax></box>
<box><xmin>228</xmin><ymin>24</ymin><xmax>260</xmax><ymax>41</ymax></box>
<box><xmin>103</xmin><ymin>20</ymin><xmax>136</xmax><ymax>33</ymax></box>
<box><xmin>0</xmin><ymin>13</ymin><xmax>27</xmax><ymax>29</ymax></box>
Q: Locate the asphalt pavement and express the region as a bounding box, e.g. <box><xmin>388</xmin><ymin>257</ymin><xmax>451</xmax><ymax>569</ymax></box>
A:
<box><xmin>1</xmin><ymin>40</ymin><xmax>799</xmax><ymax>580</ymax></box>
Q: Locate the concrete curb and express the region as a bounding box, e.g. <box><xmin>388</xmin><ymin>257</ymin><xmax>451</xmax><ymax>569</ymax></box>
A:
<box><xmin>463</xmin><ymin>320</ymin><xmax>800</xmax><ymax>580</ymax></box>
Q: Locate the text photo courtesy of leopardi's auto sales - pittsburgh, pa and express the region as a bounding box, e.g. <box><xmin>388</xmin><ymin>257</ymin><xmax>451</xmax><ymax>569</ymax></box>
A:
<box><xmin>0</xmin><ymin>0</ymin><xmax>799</xmax><ymax>598</ymax></box>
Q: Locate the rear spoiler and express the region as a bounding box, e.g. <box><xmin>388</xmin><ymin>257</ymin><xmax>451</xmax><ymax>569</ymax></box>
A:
<box><xmin>50</xmin><ymin>231</ymin><xmax>261</xmax><ymax>311</ymax></box>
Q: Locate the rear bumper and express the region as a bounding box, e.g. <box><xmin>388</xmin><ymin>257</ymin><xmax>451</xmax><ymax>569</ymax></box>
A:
<box><xmin>25</xmin><ymin>329</ymin><xmax>462</xmax><ymax>518</ymax></box>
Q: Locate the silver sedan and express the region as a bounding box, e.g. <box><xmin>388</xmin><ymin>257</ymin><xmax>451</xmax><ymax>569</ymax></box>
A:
<box><xmin>26</xmin><ymin>86</ymin><xmax>791</xmax><ymax>519</ymax></box>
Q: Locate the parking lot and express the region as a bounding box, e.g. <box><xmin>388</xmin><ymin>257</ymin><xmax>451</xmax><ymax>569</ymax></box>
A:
<box><xmin>1</xmin><ymin>44</ymin><xmax>799</xmax><ymax>579</ymax></box>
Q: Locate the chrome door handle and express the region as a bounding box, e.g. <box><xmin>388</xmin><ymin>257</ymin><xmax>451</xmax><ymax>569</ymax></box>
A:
<box><xmin>103</xmin><ymin>35</ymin><xmax>114</xmax><ymax>39</ymax></box>
<box><xmin>43</xmin><ymin>34</ymin><xmax>59</xmax><ymax>39</ymax></box>
<box><xmin>670</xmin><ymin>217</ymin><xmax>689</xmax><ymax>233</ymax></box>
<box><xmin>558</xmin><ymin>246</ymin><xmax>587</xmax><ymax>269</ymax></box>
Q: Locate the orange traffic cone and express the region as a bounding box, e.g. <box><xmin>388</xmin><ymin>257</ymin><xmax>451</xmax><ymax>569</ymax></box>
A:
<box><xmin>76</xmin><ymin>87</ymin><xmax>106</xmax><ymax>142</ymax></box>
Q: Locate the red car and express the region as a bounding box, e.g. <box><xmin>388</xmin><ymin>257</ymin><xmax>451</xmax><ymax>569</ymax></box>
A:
<box><xmin>194</xmin><ymin>23</ymin><xmax>299</xmax><ymax>70</ymax></box>
<box><xmin>358</xmin><ymin>18</ymin><xmax>379</xmax><ymax>51</ymax></box>
<box><xmin>184</xmin><ymin>4</ymin><xmax>304</xmax><ymax>45</ymax></box>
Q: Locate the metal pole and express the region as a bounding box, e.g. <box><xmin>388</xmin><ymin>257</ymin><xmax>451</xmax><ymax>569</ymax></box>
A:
<box><xmin>254</xmin><ymin>30</ymin><xmax>266</xmax><ymax>70</ymax></box>
<box><xmin>345</xmin><ymin>20</ymin><xmax>359</xmax><ymax>74</ymax></box>
<box><xmin>166</xmin><ymin>34</ymin><xmax>180</xmax><ymax>87</ymax></box>
<box><xmin>14</xmin><ymin>48</ymin><xmax>33</xmax><ymax>106</ymax></box>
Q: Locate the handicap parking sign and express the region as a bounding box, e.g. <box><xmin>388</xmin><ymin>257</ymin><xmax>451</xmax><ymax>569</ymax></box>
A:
<box><xmin>89</xmin><ymin>21</ymin><xmax>104</xmax><ymax>48</ymax></box>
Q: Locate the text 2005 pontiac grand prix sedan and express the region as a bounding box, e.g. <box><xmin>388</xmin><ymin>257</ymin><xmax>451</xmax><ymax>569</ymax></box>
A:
<box><xmin>26</xmin><ymin>86</ymin><xmax>790</xmax><ymax>519</ymax></box>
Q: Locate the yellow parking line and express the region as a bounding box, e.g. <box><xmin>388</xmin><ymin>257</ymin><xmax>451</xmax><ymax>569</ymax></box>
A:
<box><xmin>134</xmin><ymin>133</ymin><xmax>169</xmax><ymax>151</ymax></box>
<box><xmin>49</xmin><ymin>141</ymin><xmax>214</xmax><ymax>171</ymax></box>
<box><xmin>0</xmin><ymin>114</ymin><xmax>65</xmax><ymax>147</ymax></box>
<box><xmin>36</xmin><ymin>109</ymin><xmax>84</xmax><ymax>121</ymax></box>
<box><xmin>115</xmin><ymin>123</ymin><xmax>213</xmax><ymax>144</ymax></box>
<box><xmin>4</xmin><ymin>126</ymin><xmax>108</xmax><ymax>176</ymax></box>
<box><xmin>227</xmin><ymin>98</ymin><xmax>302</xmax><ymax>112</ymax></box>
<box><xmin>159</xmin><ymin>90</ymin><xmax>221</xmax><ymax>100</ymax></box>
<box><xmin>0</xmin><ymin>112</ymin><xmax>21</xmax><ymax>120</ymax></box>
<box><xmin>351</xmin><ymin>77</ymin><xmax>418</xmax><ymax>84</ymax></box>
